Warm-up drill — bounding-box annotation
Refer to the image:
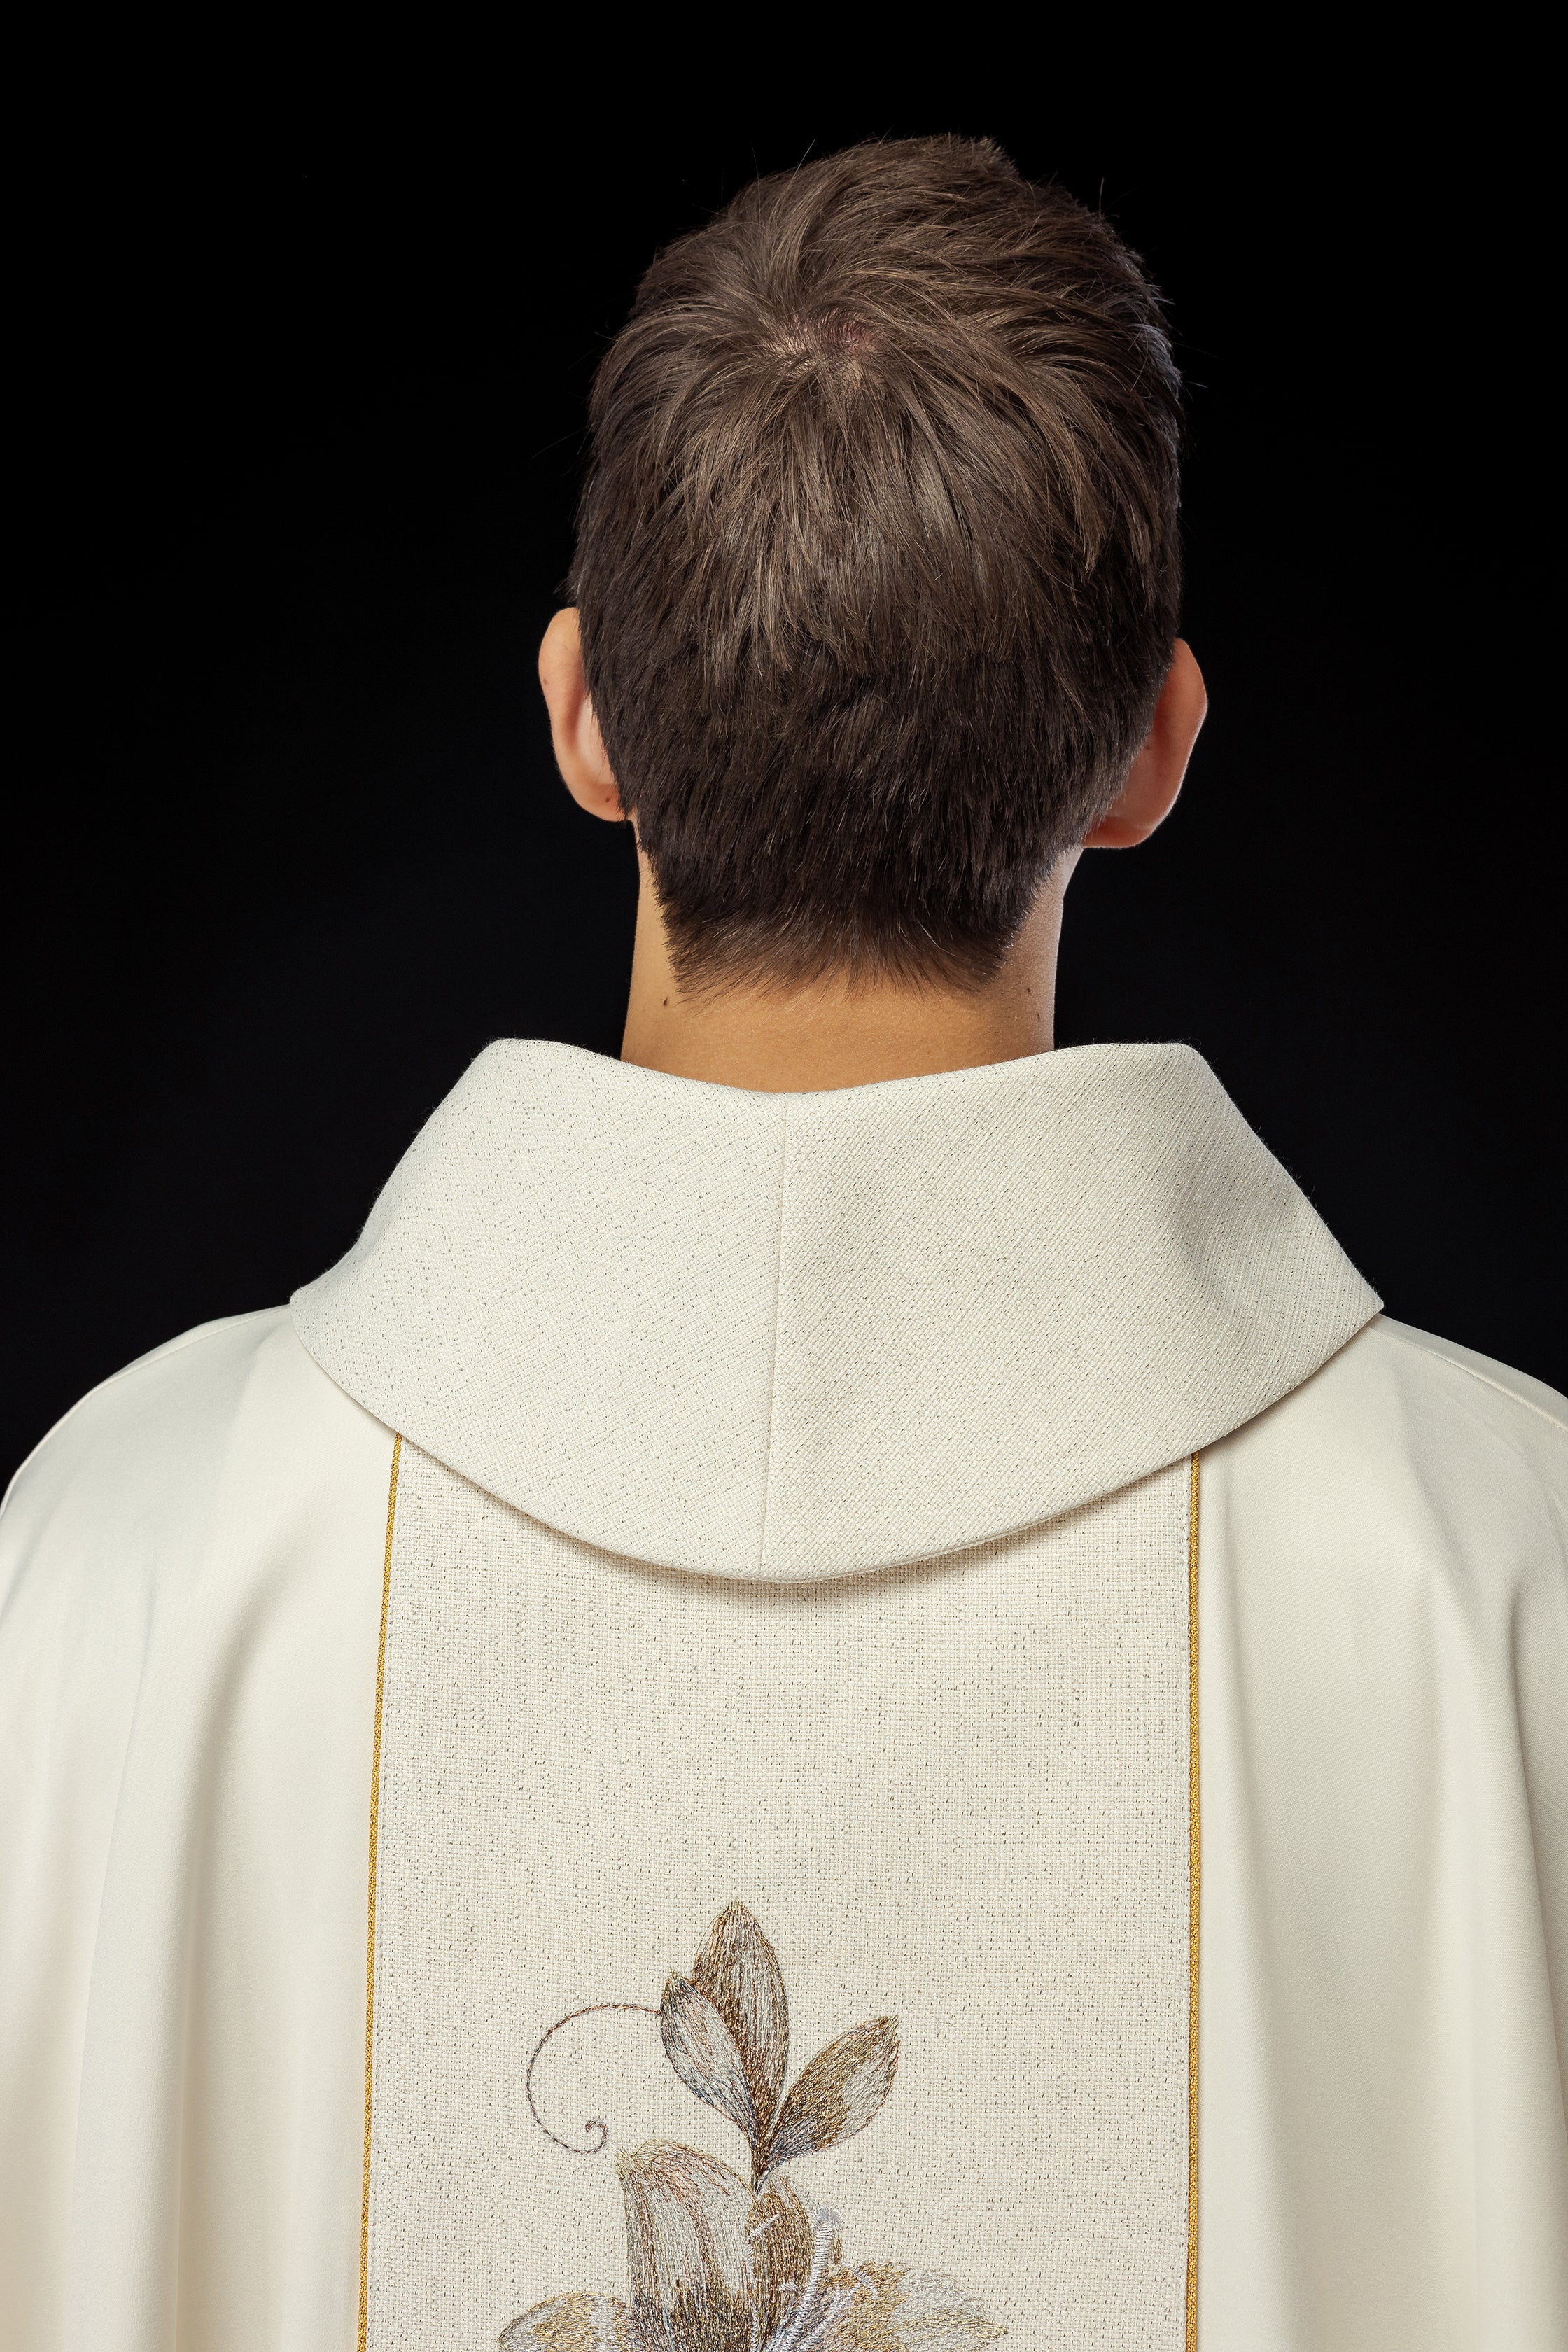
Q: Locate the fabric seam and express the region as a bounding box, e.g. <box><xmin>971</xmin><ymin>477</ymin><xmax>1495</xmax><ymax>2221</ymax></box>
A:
<box><xmin>360</xmin><ymin>1430</ymin><xmax>402</xmax><ymax>2352</ymax></box>
<box><xmin>1378</xmin><ymin>1322</ymin><xmax>1567</xmax><ymax>1436</ymax></box>
<box><xmin>755</xmin><ymin>1102</ymin><xmax>791</xmax><ymax>1575</ymax></box>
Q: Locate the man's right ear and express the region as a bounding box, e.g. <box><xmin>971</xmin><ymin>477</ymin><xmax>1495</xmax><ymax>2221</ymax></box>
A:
<box><xmin>1082</xmin><ymin>638</ymin><xmax>1207</xmax><ymax>849</ymax></box>
<box><xmin>538</xmin><ymin>608</ymin><xmax>626</xmax><ymax>822</ymax></box>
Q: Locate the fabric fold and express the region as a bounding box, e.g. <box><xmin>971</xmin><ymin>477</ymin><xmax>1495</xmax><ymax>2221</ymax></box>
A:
<box><xmin>292</xmin><ymin>1038</ymin><xmax>1378</xmax><ymax>1578</ymax></box>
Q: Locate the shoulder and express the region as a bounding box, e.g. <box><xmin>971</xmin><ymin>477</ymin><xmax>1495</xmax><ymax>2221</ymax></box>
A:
<box><xmin>0</xmin><ymin>1306</ymin><xmax>394</xmax><ymax>1903</ymax></box>
<box><xmin>0</xmin><ymin>1307</ymin><xmax>388</xmax><ymax>1622</ymax></box>
<box><xmin>4</xmin><ymin>1307</ymin><xmax>299</xmax><ymax>1545</ymax></box>
<box><xmin>5</xmin><ymin>1308</ymin><xmax>284</xmax><ymax>1506</ymax></box>
<box><xmin>1205</xmin><ymin>1320</ymin><xmax>1567</xmax><ymax>1912</ymax></box>
<box><xmin>1218</xmin><ymin>1310</ymin><xmax>1564</xmax><ymax>1492</ymax></box>
<box><xmin>1364</xmin><ymin>1314</ymin><xmax>1567</xmax><ymax>1448</ymax></box>
<box><xmin>1208</xmin><ymin>1312</ymin><xmax>1566</xmax><ymax>1624</ymax></box>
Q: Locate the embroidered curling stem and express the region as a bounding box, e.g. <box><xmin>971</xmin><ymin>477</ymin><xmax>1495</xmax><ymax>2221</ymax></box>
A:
<box><xmin>525</xmin><ymin>2001</ymin><xmax>662</xmax><ymax>2152</ymax></box>
<box><xmin>359</xmin><ymin>1432</ymin><xmax>402</xmax><ymax>2352</ymax></box>
<box><xmin>1186</xmin><ymin>1450</ymin><xmax>1200</xmax><ymax>2352</ymax></box>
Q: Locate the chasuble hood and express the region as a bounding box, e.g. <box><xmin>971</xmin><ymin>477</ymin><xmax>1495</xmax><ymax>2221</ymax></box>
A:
<box><xmin>292</xmin><ymin>1037</ymin><xmax>1378</xmax><ymax>1576</ymax></box>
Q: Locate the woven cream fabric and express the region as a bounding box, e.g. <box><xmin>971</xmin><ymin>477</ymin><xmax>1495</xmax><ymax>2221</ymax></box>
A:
<box><xmin>294</xmin><ymin>1040</ymin><xmax>1377</xmax><ymax>1581</ymax></box>
<box><xmin>366</xmin><ymin>1440</ymin><xmax>1194</xmax><ymax>2347</ymax></box>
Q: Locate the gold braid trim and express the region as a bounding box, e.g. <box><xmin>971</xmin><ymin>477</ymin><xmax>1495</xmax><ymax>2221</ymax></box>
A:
<box><xmin>360</xmin><ymin>1433</ymin><xmax>402</xmax><ymax>2352</ymax></box>
<box><xmin>1186</xmin><ymin>1450</ymin><xmax>1201</xmax><ymax>2351</ymax></box>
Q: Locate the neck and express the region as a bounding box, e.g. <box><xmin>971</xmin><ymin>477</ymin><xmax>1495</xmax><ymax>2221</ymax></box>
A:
<box><xmin>619</xmin><ymin>854</ymin><xmax>1073</xmax><ymax>1092</ymax></box>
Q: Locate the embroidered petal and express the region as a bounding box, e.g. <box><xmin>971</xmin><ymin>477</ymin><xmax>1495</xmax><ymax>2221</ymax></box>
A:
<box><xmin>821</xmin><ymin>2261</ymin><xmax>1006</xmax><ymax>2347</ymax></box>
<box><xmin>618</xmin><ymin>2140</ymin><xmax>758</xmax><ymax>2352</ymax></box>
<box><xmin>692</xmin><ymin>1902</ymin><xmax>790</xmax><ymax>2136</ymax></box>
<box><xmin>660</xmin><ymin>1973</ymin><xmax>760</xmax><ymax>2148</ymax></box>
<box><xmin>764</xmin><ymin>2018</ymin><xmax>900</xmax><ymax>2169</ymax></box>
<box><xmin>748</xmin><ymin>2174</ymin><xmax>824</xmax><ymax>2336</ymax></box>
<box><xmin>498</xmin><ymin>2293</ymin><xmax>635</xmax><ymax>2349</ymax></box>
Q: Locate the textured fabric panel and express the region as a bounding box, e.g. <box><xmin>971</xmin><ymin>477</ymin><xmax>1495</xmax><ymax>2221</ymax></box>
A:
<box><xmin>300</xmin><ymin>1045</ymin><xmax>789</xmax><ymax>1577</ymax></box>
<box><xmin>293</xmin><ymin>1039</ymin><xmax>1377</xmax><ymax>1578</ymax></box>
<box><xmin>365</xmin><ymin>1442</ymin><xmax>1194</xmax><ymax>2348</ymax></box>
<box><xmin>761</xmin><ymin>1059</ymin><xmax>1364</xmax><ymax>1580</ymax></box>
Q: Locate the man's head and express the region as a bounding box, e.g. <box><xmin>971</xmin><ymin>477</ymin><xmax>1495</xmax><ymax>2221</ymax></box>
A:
<box><xmin>546</xmin><ymin>136</ymin><xmax>1196</xmax><ymax>995</ymax></box>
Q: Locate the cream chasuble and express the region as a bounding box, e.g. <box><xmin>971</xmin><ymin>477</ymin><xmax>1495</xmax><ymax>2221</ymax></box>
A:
<box><xmin>2</xmin><ymin>1040</ymin><xmax>1564</xmax><ymax>2352</ymax></box>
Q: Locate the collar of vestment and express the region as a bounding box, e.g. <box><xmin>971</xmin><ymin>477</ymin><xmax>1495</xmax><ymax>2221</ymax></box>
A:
<box><xmin>292</xmin><ymin>1037</ymin><xmax>1378</xmax><ymax>1581</ymax></box>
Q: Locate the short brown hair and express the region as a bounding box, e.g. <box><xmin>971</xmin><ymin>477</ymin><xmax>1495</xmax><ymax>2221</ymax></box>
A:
<box><xmin>571</xmin><ymin>136</ymin><xmax>1182</xmax><ymax>988</ymax></box>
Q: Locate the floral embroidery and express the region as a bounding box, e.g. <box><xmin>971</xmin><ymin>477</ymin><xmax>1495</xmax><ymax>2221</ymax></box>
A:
<box><xmin>502</xmin><ymin>1901</ymin><xmax>1004</xmax><ymax>2350</ymax></box>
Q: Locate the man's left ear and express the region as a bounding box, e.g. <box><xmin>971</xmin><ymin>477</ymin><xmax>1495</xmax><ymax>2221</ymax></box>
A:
<box><xmin>539</xmin><ymin>606</ymin><xmax>627</xmax><ymax>823</ymax></box>
<box><xmin>1083</xmin><ymin>639</ymin><xmax>1208</xmax><ymax>849</ymax></box>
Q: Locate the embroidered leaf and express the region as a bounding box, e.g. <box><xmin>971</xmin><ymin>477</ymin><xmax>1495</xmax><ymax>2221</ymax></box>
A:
<box><xmin>659</xmin><ymin>1973</ymin><xmax>759</xmax><ymax>2147</ymax></box>
<box><xmin>497</xmin><ymin>2292</ymin><xmax>634</xmax><ymax>2349</ymax></box>
<box><xmin>764</xmin><ymin>2017</ymin><xmax>900</xmax><ymax>2169</ymax></box>
<box><xmin>617</xmin><ymin>2141</ymin><xmax>757</xmax><ymax>2351</ymax></box>
<box><xmin>692</xmin><ymin>1902</ymin><xmax>790</xmax><ymax>2138</ymax></box>
<box><xmin>825</xmin><ymin>2260</ymin><xmax>1007</xmax><ymax>2347</ymax></box>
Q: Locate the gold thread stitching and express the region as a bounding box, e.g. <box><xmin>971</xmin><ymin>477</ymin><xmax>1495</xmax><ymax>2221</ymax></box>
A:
<box><xmin>360</xmin><ymin>1432</ymin><xmax>402</xmax><ymax>2352</ymax></box>
<box><xmin>1186</xmin><ymin>1450</ymin><xmax>1201</xmax><ymax>2351</ymax></box>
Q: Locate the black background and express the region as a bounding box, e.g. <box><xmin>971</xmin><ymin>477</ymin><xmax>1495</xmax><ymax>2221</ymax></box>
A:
<box><xmin>8</xmin><ymin>54</ymin><xmax>1562</xmax><ymax>1483</ymax></box>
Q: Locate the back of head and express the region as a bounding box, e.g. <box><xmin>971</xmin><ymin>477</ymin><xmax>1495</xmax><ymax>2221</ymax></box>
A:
<box><xmin>572</xmin><ymin>136</ymin><xmax>1182</xmax><ymax>990</ymax></box>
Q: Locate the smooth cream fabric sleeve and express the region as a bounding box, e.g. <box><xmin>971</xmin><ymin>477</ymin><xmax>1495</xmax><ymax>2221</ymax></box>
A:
<box><xmin>0</xmin><ymin>1312</ymin><xmax>391</xmax><ymax>2352</ymax></box>
<box><xmin>1201</xmin><ymin>1316</ymin><xmax>1568</xmax><ymax>2352</ymax></box>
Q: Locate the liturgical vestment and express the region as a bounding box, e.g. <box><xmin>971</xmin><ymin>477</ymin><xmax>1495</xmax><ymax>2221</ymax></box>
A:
<box><xmin>3</xmin><ymin>1039</ymin><xmax>1565</xmax><ymax>2352</ymax></box>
